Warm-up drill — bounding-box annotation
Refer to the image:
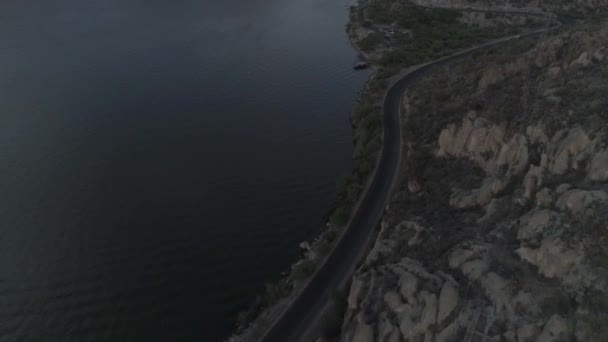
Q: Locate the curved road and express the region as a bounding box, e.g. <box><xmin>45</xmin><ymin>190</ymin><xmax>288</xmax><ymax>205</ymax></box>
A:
<box><xmin>259</xmin><ymin>22</ymin><xmax>559</xmax><ymax>342</ymax></box>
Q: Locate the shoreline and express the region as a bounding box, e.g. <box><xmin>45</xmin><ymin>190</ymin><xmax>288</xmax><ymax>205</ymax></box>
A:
<box><xmin>224</xmin><ymin>4</ymin><xmax>387</xmax><ymax>342</ymax></box>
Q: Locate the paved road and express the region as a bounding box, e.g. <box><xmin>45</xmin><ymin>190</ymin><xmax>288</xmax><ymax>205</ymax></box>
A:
<box><xmin>259</xmin><ymin>22</ymin><xmax>558</xmax><ymax>342</ymax></box>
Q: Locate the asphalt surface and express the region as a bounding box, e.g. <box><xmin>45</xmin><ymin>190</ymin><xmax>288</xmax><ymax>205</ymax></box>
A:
<box><xmin>259</xmin><ymin>24</ymin><xmax>557</xmax><ymax>342</ymax></box>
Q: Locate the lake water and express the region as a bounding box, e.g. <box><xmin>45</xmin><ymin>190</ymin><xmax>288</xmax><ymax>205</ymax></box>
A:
<box><xmin>0</xmin><ymin>0</ymin><xmax>368</xmax><ymax>341</ymax></box>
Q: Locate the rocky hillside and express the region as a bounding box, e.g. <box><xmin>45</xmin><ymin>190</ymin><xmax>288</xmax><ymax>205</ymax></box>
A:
<box><xmin>340</xmin><ymin>21</ymin><xmax>608</xmax><ymax>342</ymax></box>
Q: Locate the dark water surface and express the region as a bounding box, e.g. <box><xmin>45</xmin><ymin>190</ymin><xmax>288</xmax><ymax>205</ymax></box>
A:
<box><xmin>0</xmin><ymin>0</ymin><xmax>368</xmax><ymax>341</ymax></box>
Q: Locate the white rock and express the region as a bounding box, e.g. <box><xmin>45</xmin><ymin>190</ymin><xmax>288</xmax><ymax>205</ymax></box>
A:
<box><xmin>450</xmin><ymin>188</ymin><xmax>480</xmax><ymax>209</ymax></box>
<box><xmin>435</xmin><ymin>320</ymin><xmax>460</xmax><ymax>342</ymax></box>
<box><xmin>517</xmin><ymin>209</ymin><xmax>560</xmax><ymax>241</ymax></box>
<box><xmin>517</xmin><ymin>323</ymin><xmax>539</xmax><ymax>342</ymax></box>
<box><xmin>353</xmin><ymin>323</ymin><xmax>375</xmax><ymax>342</ymax></box>
<box><xmin>587</xmin><ymin>148</ymin><xmax>608</xmax><ymax>181</ymax></box>
<box><xmin>348</xmin><ymin>278</ymin><xmax>365</xmax><ymax>309</ymax></box>
<box><xmin>504</xmin><ymin>331</ymin><xmax>517</xmax><ymax>342</ymax></box>
<box><xmin>496</xmin><ymin>133</ymin><xmax>529</xmax><ymax>177</ymax></box>
<box><xmin>481</xmin><ymin>272</ymin><xmax>513</xmax><ymax>318</ymax></box>
<box><xmin>387</xmin><ymin>329</ymin><xmax>401</xmax><ymax>342</ymax></box>
<box><xmin>407</xmin><ymin>291</ymin><xmax>438</xmax><ymax>337</ymax></box>
<box><xmin>570</xmin><ymin>51</ymin><xmax>591</xmax><ymax>68</ymax></box>
<box><xmin>399</xmin><ymin>316</ymin><xmax>414</xmax><ymax>338</ymax></box>
<box><xmin>384</xmin><ymin>291</ymin><xmax>403</xmax><ymax>313</ymax></box>
<box><xmin>535</xmin><ymin>188</ymin><xmax>554</xmax><ymax>208</ymax></box>
<box><xmin>547</xmin><ymin>128</ymin><xmax>591</xmax><ymax>175</ymax></box>
<box><xmin>527</xmin><ymin>124</ymin><xmax>549</xmax><ymax>145</ymax></box>
<box><xmin>523</xmin><ymin>165</ymin><xmax>544</xmax><ymax>199</ymax></box>
<box><xmin>437</xmin><ymin>282</ymin><xmax>459</xmax><ymax>324</ymax></box>
<box><xmin>593</xmin><ymin>48</ymin><xmax>605</xmax><ymax>62</ymax></box>
<box><xmin>556</xmin><ymin>189</ymin><xmax>608</xmax><ymax>215</ymax></box>
<box><xmin>546</xmin><ymin>66</ymin><xmax>562</xmax><ymax>78</ymax></box>
<box><xmin>536</xmin><ymin>315</ymin><xmax>570</xmax><ymax>342</ymax></box>
<box><xmin>448</xmin><ymin>245</ymin><xmax>486</xmax><ymax>269</ymax></box>
<box><xmin>517</xmin><ymin>236</ymin><xmax>584</xmax><ymax>279</ymax></box>
<box><xmin>377</xmin><ymin>315</ymin><xmax>395</xmax><ymax>342</ymax></box>
<box><xmin>461</xmin><ymin>258</ymin><xmax>489</xmax><ymax>281</ymax></box>
<box><xmin>399</xmin><ymin>271</ymin><xmax>419</xmax><ymax>302</ymax></box>
<box><xmin>555</xmin><ymin>183</ymin><xmax>572</xmax><ymax>194</ymax></box>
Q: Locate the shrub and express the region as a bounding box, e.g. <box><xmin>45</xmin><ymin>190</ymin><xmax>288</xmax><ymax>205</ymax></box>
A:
<box><xmin>329</xmin><ymin>205</ymin><xmax>352</xmax><ymax>226</ymax></box>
